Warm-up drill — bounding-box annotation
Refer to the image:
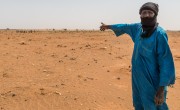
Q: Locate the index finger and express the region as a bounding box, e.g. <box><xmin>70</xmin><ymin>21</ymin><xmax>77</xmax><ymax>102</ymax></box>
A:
<box><xmin>101</xmin><ymin>22</ymin><xmax>105</xmax><ymax>25</ymax></box>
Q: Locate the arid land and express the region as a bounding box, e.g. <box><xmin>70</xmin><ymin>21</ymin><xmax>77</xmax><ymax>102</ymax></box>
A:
<box><xmin>0</xmin><ymin>30</ymin><xmax>180</xmax><ymax>110</ymax></box>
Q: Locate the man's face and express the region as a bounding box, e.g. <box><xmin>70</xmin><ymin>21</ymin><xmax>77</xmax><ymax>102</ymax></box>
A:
<box><xmin>140</xmin><ymin>10</ymin><xmax>155</xmax><ymax>18</ymax></box>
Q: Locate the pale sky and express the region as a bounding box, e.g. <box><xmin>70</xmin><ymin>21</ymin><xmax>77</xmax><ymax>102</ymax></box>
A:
<box><xmin>0</xmin><ymin>0</ymin><xmax>180</xmax><ymax>30</ymax></box>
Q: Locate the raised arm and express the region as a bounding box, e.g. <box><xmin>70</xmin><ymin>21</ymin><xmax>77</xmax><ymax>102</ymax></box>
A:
<box><xmin>100</xmin><ymin>22</ymin><xmax>141</xmax><ymax>42</ymax></box>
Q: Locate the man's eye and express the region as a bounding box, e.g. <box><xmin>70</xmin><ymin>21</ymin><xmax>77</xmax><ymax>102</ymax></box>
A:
<box><xmin>149</xmin><ymin>12</ymin><xmax>153</xmax><ymax>15</ymax></box>
<box><xmin>142</xmin><ymin>12</ymin><xmax>147</xmax><ymax>15</ymax></box>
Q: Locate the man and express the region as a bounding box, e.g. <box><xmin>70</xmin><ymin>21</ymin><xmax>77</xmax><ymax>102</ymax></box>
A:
<box><xmin>100</xmin><ymin>2</ymin><xmax>175</xmax><ymax>110</ymax></box>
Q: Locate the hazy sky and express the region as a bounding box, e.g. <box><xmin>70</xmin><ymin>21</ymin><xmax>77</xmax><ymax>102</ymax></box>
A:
<box><xmin>0</xmin><ymin>0</ymin><xmax>180</xmax><ymax>30</ymax></box>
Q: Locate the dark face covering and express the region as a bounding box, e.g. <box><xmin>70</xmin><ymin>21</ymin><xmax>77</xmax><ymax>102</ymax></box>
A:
<box><xmin>141</xmin><ymin>16</ymin><xmax>158</xmax><ymax>38</ymax></box>
<box><xmin>141</xmin><ymin>16</ymin><xmax>156</xmax><ymax>26</ymax></box>
<box><xmin>139</xmin><ymin>2</ymin><xmax>159</xmax><ymax>38</ymax></box>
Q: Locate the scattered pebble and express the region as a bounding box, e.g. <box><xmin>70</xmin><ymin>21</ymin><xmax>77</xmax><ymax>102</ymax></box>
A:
<box><xmin>117</xmin><ymin>77</ymin><xmax>121</xmax><ymax>80</ymax></box>
<box><xmin>19</xmin><ymin>41</ymin><xmax>26</xmax><ymax>45</ymax></box>
<box><xmin>54</xmin><ymin>91</ymin><xmax>62</xmax><ymax>95</ymax></box>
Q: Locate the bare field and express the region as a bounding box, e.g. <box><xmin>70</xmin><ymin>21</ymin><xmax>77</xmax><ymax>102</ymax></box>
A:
<box><xmin>0</xmin><ymin>30</ymin><xmax>180</xmax><ymax>110</ymax></box>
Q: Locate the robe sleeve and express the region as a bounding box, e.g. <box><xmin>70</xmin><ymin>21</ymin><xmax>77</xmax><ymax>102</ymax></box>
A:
<box><xmin>157</xmin><ymin>32</ymin><xmax>175</xmax><ymax>86</ymax></box>
<box><xmin>110</xmin><ymin>23</ymin><xmax>140</xmax><ymax>42</ymax></box>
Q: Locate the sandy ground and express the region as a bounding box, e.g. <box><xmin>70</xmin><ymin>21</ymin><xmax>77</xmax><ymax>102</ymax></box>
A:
<box><xmin>0</xmin><ymin>30</ymin><xmax>180</xmax><ymax>110</ymax></box>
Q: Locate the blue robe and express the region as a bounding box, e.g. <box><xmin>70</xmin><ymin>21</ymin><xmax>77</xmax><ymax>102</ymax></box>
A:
<box><xmin>110</xmin><ymin>23</ymin><xmax>175</xmax><ymax>110</ymax></box>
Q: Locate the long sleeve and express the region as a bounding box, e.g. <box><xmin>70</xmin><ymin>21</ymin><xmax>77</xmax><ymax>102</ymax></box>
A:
<box><xmin>110</xmin><ymin>23</ymin><xmax>141</xmax><ymax>42</ymax></box>
<box><xmin>157</xmin><ymin>32</ymin><xmax>175</xmax><ymax>86</ymax></box>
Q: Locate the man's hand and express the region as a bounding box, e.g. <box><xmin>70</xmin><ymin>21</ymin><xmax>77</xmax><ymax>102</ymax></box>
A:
<box><xmin>100</xmin><ymin>22</ymin><xmax>110</xmax><ymax>31</ymax></box>
<box><xmin>154</xmin><ymin>86</ymin><xmax>164</xmax><ymax>105</ymax></box>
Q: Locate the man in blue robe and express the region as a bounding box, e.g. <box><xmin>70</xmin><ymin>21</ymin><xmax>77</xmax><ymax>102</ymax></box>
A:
<box><xmin>100</xmin><ymin>2</ymin><xmax>175</xmax><ymax>110</ymax></box>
